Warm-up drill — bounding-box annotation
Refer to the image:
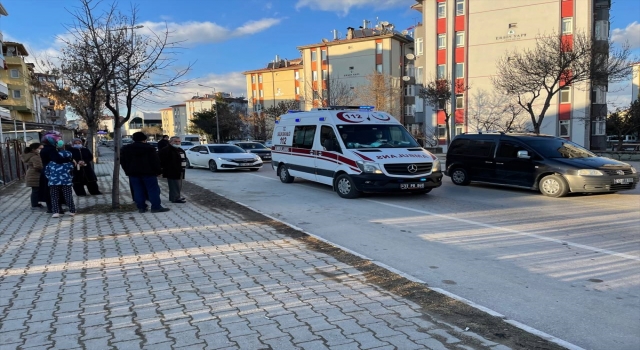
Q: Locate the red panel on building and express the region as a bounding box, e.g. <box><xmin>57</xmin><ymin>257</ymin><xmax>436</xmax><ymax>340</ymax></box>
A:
<box><xmin>437</xmin><ymin>49</ymin><xmax>446</xmax><ymax>64</ymax></box>
<box><xmin>455</xmin><ymin>109</ymin><xmax>465</xmax><ymax>124</ymax></box>
<box><xmin>455</xmin><ymin>78</ymin><xmax>465</xmax><ymax>93</ymax></box>
<box><xmin>437</xmin><ymin>0</ymin><xmax>446</xmax><ymax>2</ymax></box>
<box><xmin>376</xmin><ymin>54</ymin><xmax>383</xmax><ymax>64</ymax></box>
<box><xmin>437</xmin><ymin>18</ymin><xmax>447</xmax><ymax>34</ymax></box>
<box><xmin>561</xmin><ymin>0</ymin><xmax>573</xmax><ymax>17</ymax></box>
<box><xmin>561</xmin><ymin>35</ymin><xmax>573</xmax><ymax>51</ymax></box>
<box><xmin>437</xmin><ymin>110</ymin><xmax>446</xmax><ymax>124</ymax></box>
<box><xmin>455</xmin><ymin>47</ymin><xmax>465</xmax><ymax>63</ymax></box>
<box><xmin>559</xmin><ymin>103</ymin><xmax>571</xmax><ymax>120</ymax></box>
<box><xmin>560</xmin><ymin>69</ymin><xmax>573</xmax><ymax>87</ymax></box>
<box><xmin>455</xmin><ymin>16</ymin><xmax>465</xmax><ymax>31</ymax></box>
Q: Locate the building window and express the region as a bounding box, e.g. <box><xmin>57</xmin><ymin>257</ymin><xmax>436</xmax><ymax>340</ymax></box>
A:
<box><xmin>559</xmin><ymin>120</ymin><xmax>570</xmax><ymax>137</ymax></box>
<box><xmin>456</xmin><ymin>0</ymin><xmax>465</xmax><ymax>16</ymax></box>
<box><xmin>437</xmin><ymin>124</ymin><xmax>446</xmax><ymax>138</ymax></box>
<box><xmin>438</xmin><ymin>34</ymin><xmax>446</xmax><ymax>49</ymax></box>
<box><xmin>455</xmin><ymin>32</ymin><xmax>465</xmax><ymax>47</ymax></box>
<box><xmin>437</xmin><ymin>64</ymin><xmax>446</xmax><ymax>79</ymax></box>
<box><xmin>10</xmin><ymin>69</ymin><xmax>19</xmax><ymax>78</ymax></box>
<box><xmin>593</xmin><ymin>85</ymin><xmax>606</xmax><ymax>104</ymax></box>
<box><xmin>456</xmin><ymin>94</ymin><xmax>464</xmax><ymax>109</ymax></box>
<box><xmin>376</xmin><ymin>42</ymin><xmax>382</xmax><ymax>54</ymax></box>
<box><xmin>405</xmin><ymin>104</ymin><xmax>415</xmax><ymax>116</ymax></box>
<box><xmin>295</xmin><ymin>86</ymin><xmax>300</xmax><ymax>95</ymax></box>
<box><xmin>562</xmin><ymin>17</ymin><xmax>573</xmax><ymax>34</ymax></box>
<box><xmin>13</xmin><ymin>90</ymin><xmax>21</xmax><ymax>99</ymax></box>
<box><xmin>252</xmin><ymin>90</ymin><xmax>257</xmax><ymax>97</ymax></box>
<box><xmin>455</xmin><ymin>63</ymin><xmax>464</xmax><ymax>78</ymax></box>
<box><xmin>258</xmin><ymin>75</ymin><xmax>263</xmax><ymax>83</ymax></box>
<box><xmin>415</xmin><ymin>66</ymin><xmax>423</xmax><ymax>85</ymax></box>
<box><xmin>456</xmin><ymin>124</ymin><xmax>463</xmax><ymax>136</ymax></box>
<box><xmin>311</xmin><ymin>51</ymin><xmax>317</xmax><ymax>62</ymax></box>
<box><xmin>416</xmin><ymin>38</ymin><xmax>423</xmax><ymax>56</ymax></box>
<box><xmin>595</xmin><ymin>20</ymin><xmax>609</xmax><ymax>40</ymax></box>
<box><xmin>406</xmin><ymin>63</ymin><xmax>415</xmax><ymax>77</ymax></box>
<box><xmin>312</xmin><ymin>71</ymin><xmax>318</xmax><ymax>81</ymax></box>
<box><xmin>404</xmin><ymin>85</ymin><xmax>415</xmax><ymax>97</ymax></box>
<box><xmin>376</xmin><ymin>64</ymin><xmax>383</xmax><ymax>73</ymax></box>
<box><xmin>259</xmin><ymin>90</ymin><xmax>264</xmax><ymax>97</ymax></box>
<box><xmin>294</xmin><ymin>71</ymin><xmax>300</xmax><ymax>80</ymax></box>
<box><xmin>438</xmin><ymin>2</ymin><xmax>446</xmax><ymax>18</ymax></box>
<box><xmin>321</xmin><ymin>50</ymin><xmax>327</xmax><ymax>61</ymax></box>
<box><xmin>560</xmin><ymin>87</ymin><xmax>571</xmax><ymax>103</ymax></box>
<box><xmin>322</xmin><ymin>69</ymin><xmax>328</xmax><ymax>81</ymax></box>
<box><xmin>251</xmin><ymin>75</ymin><xmax>256</xmax><ymax>83</ymax></box>
<box><xmin>592</xmin><ymin>120</ymin><xmax>606</xmax><ymax>136</ymax></box>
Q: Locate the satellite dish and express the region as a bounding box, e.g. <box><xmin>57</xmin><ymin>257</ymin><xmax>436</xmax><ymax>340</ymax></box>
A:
<box><xmin>405</xmin><ymin>53</ymin><xmax>415</xmax><ymax>60</ymax></box>
<box><xmin>402</xmin><ymin>30</ymin><xmax>408</xmax><ymax>35</ymax></box>
<box><xmin>322</xmin><ymin>38</ymin><xmax>329</xmax><ymax>43</ymax></box>
<box><xmin>381</xmin><ymin>21</ymin><xmax>389</xmax><ymax>26</ymax></box>
<box><xmin>402</xmin><ymin>76</ymin><xmax>411</xmax><ymax>82</ymax></box>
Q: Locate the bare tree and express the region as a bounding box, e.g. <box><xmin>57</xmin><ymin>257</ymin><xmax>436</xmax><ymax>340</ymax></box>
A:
<box><xmin>354</xmin><ymin>72</ymin><xmax>403</xmax><ymax>119</ymax></box>
<box><xmin>301</xmin><ymin>75</ymin><xmax>357</xmax><ymax>109</ymax></box>
<box><xmin>70</xmin><ymin>0</ymin><xmax>191</xmax><ymax>208</ymax></box>
<box><xmin>493</xmin><ymin>31</ymin><xmax>632</xmax><ymax>134</ymax></box>
<box><xmin>607</xmin><ymin>100</ymin><xmax>640</xmax><ymax>151</ymax></box>
<box><xmin>419</xmin><ymin>77</ymin><xmax>467</xmax><ymax>146</ymax></box>
<box><xmin>467</xmin><ymin>89</ymin><xmax>527</xmax><ymax>133</ymax></box>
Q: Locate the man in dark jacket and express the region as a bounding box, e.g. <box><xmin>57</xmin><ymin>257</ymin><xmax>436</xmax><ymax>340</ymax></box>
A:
<box><xmin>157</xmin><ymin>135</ymin><xmax>170</xmax><ymax>150</ymax></box>
<box><xmin>159</xmin><ymin>136</ymin><xmax>187</xmax><ymax>203</ymax></box>
<box><xmin>120</xmin><ymin>132</ymin><xmax>169</xmax><ymax>213</ymax></box>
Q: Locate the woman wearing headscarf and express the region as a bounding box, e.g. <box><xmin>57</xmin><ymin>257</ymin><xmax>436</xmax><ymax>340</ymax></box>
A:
<box><xmin>21</xmin><ymin>143</ymin><xmax>44</xmax><ymax>209</ymax></box>
<box><xmin>39</xmin><ymin>131</ymin><xmax>73</xmax><ymax>214</ymax></box>
<box><xmin>70</xmin><ymin>138</ymin><xmax>102</xmax><ymax>196</ymax></box>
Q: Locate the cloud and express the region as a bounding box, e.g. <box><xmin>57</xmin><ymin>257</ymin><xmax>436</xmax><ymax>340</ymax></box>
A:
<box><xmin>139</xmin><ymin>18</ymin><xmax>282</xmax><ymax>46</ymax></box>
<box><xmin>611</xmin><ymin>21</ymin><xmax>640</xmax><ymax>49</ymax></box>
<box><xmin>295</xmin><ymin>0</ymin><xmax>409</xmax><ymax>15</ymax></box>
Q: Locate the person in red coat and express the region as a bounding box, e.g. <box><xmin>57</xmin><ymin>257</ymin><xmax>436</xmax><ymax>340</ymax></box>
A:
<box><xmin>159</xmin><ymin>136</ymin><xmax>187</xmax><ymax>203</ymax></box>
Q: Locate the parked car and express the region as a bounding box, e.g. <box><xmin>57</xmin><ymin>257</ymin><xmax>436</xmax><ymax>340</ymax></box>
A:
<box><xmin>445</xmin><ymin>133</ymin><xmax>638</xmax><ymax>197</ymax></box>
<box><xmin>227</xmin><ymin>141</ymin><xmax>272</xmax><ymax>161</ymax></box>
<box><xmin>147</xmin><ymin>141</ymin><xmax>158</xmax><ymax>150</ymax></box>
<box><xmin>264</xmin><ymin>140</ymin><xmax>273</xmax><ymax>148</ymax></box>
<box><xmin>180</xmin><ymin>141</ymin><xmax>195</xmax><ymax>150</ymax></box>
<box><xmin>185</xmin><ymin>144</ymin><xmax>263</xmax><ymax>172</ymax></box>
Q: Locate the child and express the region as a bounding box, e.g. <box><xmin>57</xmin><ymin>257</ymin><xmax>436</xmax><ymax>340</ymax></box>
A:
<box><xmin>44</xmin><ymin>149</ymin><xmax>76</xmax><ymax>218</ymax></box>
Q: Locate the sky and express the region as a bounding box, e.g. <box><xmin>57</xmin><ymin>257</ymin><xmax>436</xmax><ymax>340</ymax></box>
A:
<box><xmin>1</xmin><ymin>0</ymin><xmax>639</xmax><ymax>114</ymax></box>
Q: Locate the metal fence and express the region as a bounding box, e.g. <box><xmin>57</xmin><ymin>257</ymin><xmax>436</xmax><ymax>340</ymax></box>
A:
<box><xmin>0</xmin><ymin>139</ymin><xmax>26</xmax><ymax>188</ymax></box>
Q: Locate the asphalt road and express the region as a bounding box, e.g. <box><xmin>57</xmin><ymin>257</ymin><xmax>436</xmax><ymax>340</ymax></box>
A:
<box><xmin>184</xmin><ymin>161</ymin><xmax>640</xmax><ymax>350</ymax></box>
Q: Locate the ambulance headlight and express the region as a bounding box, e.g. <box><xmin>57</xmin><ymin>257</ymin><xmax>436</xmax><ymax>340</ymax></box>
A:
<box><xmin>356</xmin><ymin>160</ymin><xmax>383</xmax><ymax>174</ymax></box>
<box><xmin>431</xmin><ymin>159</ymin><xmax>441</xmax><ymax>172</ymax></box>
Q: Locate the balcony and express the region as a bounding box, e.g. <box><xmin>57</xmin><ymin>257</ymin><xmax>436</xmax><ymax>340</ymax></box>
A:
<box><xmin>0</xmin><ymin>81</ymin><xmax>8</xmax><ymax>100</ymax></box>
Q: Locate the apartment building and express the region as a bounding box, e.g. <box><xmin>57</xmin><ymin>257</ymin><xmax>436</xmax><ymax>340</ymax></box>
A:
<box><xmin>243</xmin><ymin>57</ymin><xmax>303</xmax><ymax>113</ymax></box>
<box><xmin>160</xmin><ymin>107</ymin><xmax>175</xmax><ymax>137</ymax></box>
<box><xmin>413</xmin><ymin>0</ymin><xmax>611</xmax><ymax>149</ymax></box>
<box><xmin>0</xmin><ymin>2</ymin><xmax>8</xmax><ymax>111</ymax></box>
<box><xmin>297</xmin><ymin>23</ymin><xmax>415</xmax><ymax>126</ymax></box>
<box><xmin>171</xmin><ymin>104</ymin><xmax>187</xmax><ymax>136</ymax></box>
<box><xmin>32</xmin><ymin>72</ymin><xmax>67</xmax><ymax>125</ymax></box>
<box><xmin>185</xmin><ymin>93</ymin><xmax>248</xmax><ymax>137</ymax></box>
<box><xmin>0</xmin><ymin>42</ymin><xmax>35</xmax><ymax>121</ymax></box>
<box><xmin>124</xmin><ymin>111</ymin><xmax>162</xmax><ymax>137</ymax></box>
<box><xmin>633</xmin><ymin>62</ymin><xmax>639</xmax><ymax>102</ymax></box>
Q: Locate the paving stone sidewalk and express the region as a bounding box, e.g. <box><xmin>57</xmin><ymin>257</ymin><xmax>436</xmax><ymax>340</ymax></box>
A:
<box><xmin>0</xmin><ymin>152</ymin><xmax>515</xmax><ymax>350</ymax></box>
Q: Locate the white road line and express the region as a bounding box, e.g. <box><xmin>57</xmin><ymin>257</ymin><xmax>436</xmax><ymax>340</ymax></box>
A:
<box><xmin>365</xmin><ymin>199</ymin><xmax>640</xmax><ymax>262</ymax></box>
<box><xmin>249</xmin><ymin>173</ymin><xmax>279</xmax><ymax>181</ymax></box>
<box><xmin>231</xmin><ymin>200</ymin><xmax>586</xmax><ymax>350</ymax></box>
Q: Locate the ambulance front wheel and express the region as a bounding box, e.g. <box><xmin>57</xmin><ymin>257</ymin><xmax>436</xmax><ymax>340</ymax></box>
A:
<box><xmin>278</xmin><ymin>164</ymin><xmax>295</xmax><ymax>183</ymax></box>
<box><xmin>335</xmin><ymin>174</ymin><xmax>361</xmax><ymax>199</ymax></box>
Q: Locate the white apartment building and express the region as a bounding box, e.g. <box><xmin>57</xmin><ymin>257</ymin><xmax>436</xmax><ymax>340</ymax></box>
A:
<box><xmin>413</xmin><ymin>0</ymin><xmax>611</xmax><ymax>150</ymax></box>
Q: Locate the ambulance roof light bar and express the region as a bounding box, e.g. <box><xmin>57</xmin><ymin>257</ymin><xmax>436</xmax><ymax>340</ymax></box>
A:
<box><xmin>312</xmin><ymin>105</ymin><xmax>375</xmax><ymax>111</ymax></box>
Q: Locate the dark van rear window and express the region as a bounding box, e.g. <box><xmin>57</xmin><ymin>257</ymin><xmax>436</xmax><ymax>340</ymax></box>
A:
<box><xmin>449</xmin><ymin>139</ymin><xmax>495</xmax><ymax>157</ymax></box>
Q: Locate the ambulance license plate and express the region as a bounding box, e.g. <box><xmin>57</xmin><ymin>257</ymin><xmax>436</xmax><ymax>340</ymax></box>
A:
<box><xmin>400</xmin><ymin>183</ymin><xmax>424</xmax><ymax>190</ymax></box>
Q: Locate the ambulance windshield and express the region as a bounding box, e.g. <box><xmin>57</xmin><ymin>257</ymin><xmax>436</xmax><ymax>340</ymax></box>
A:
<box><xmin>336</xmin><ymin>125</ymin><xmax>420</xmax><ymax>149</ymax></box>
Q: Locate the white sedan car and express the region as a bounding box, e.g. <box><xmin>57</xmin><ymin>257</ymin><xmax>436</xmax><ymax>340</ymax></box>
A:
<box><xmin>185</xmin><ymin>144</ymin><xmax>263</xmax><ymax>172</ymax></box>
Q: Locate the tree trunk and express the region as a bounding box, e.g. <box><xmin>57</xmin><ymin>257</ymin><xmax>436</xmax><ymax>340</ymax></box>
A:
<box><xmin>111</xmin><ymin>126</ymin><xmax>122</xmax><ymax>209</ymax></box>
<box><xmin>85</xmin><ymin>128</ymin><xmax>98</xmax><ymax>164</ymax></box>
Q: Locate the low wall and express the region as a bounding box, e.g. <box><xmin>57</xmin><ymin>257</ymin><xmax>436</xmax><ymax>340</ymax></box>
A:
<box><xmin>594</xmin><ymin>152</ymin><xmax>640</xmax><ymax>161</ymax></box>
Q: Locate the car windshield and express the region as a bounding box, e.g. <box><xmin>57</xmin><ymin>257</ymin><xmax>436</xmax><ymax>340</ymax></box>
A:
<box><xmin>336</xmin><ymin>124</ymin><xmax>420</xmax><ymax>149</ymax></box>
<box><xmin>523</xmin><ymin>139</ymin><xmax>596</xmax><ymax>158</ymax></box>
<box><xmin>181</xmin><ymin>142</ymin><xmax>194</xmax><ymax>146</ymax></box>
<box><xmin>238</xmin><ymin>143</ymin><xmax>268</xmax><ymax>150</ymax></box>
<box><xmin>209</xmin><ymin>145</ymin><xmax>246</xmax><ymax>153</ymax></box>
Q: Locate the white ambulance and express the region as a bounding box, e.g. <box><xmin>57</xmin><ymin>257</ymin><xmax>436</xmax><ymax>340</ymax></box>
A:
<box><xmin>271</xmin><ymin>106</ymin><xmax>443</xmax><ymax>198</ymax></box>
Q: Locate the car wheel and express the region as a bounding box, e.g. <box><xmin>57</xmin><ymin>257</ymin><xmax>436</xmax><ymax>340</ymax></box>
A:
<box><xmin>335</xmin><ymin>174</ymin><xmax>361</xmax><ymax>199</ymax></box>
<box><xmin>539</xmin><ymin>174</ymin><xmax>569</xmax><ymax>198</ymax></box>
<box><xmin>411</xmin><ymin>189</ymin><xmax>432</xmax><ymax>195</ymax></box>
<box><xmin>278</xmin><ymin>165</ymin><xmax>294</xmax><ymax>183</ymax></box>
<box><xmin>450</xmin><ymin>167</ymin><xmax>470</xmax><ymax>186</ymax></box>
<box><xmin>186</xmin><ymin>158</ymin><xmax>192</xmax><ymax>169</ymax></box>
<box><xmin>208</xmin><ymin>160</ymin><xmax>218</xmax><ymax>172</ymax></box>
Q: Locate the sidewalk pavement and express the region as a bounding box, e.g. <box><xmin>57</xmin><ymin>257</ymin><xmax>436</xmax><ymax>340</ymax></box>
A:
<box><xmin>0</xmin><ymin>148</ymin><xmax>557</xmax><ymax>350</ymax></box>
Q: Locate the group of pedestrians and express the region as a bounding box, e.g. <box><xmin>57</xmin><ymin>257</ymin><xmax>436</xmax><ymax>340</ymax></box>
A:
<box><xmin>120</xmin><ymin>132</ymin><xmax>186</xmax><ymax>214</ymax></box>
<box><xmin>21</xmin><ymin>130</ymin><xmax>101</xmax><ymax>218</ymax></box>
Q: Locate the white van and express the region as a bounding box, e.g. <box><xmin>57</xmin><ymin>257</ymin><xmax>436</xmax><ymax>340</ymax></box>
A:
<box><xmin>180</xmin><ymin>134</ymin><xmax>206</xmax><ymax>145</ymax></box>
<box><xmin>271</xmin><ymin>106</ymin><xmax>443</xmax><ymax>198</ymax></box>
